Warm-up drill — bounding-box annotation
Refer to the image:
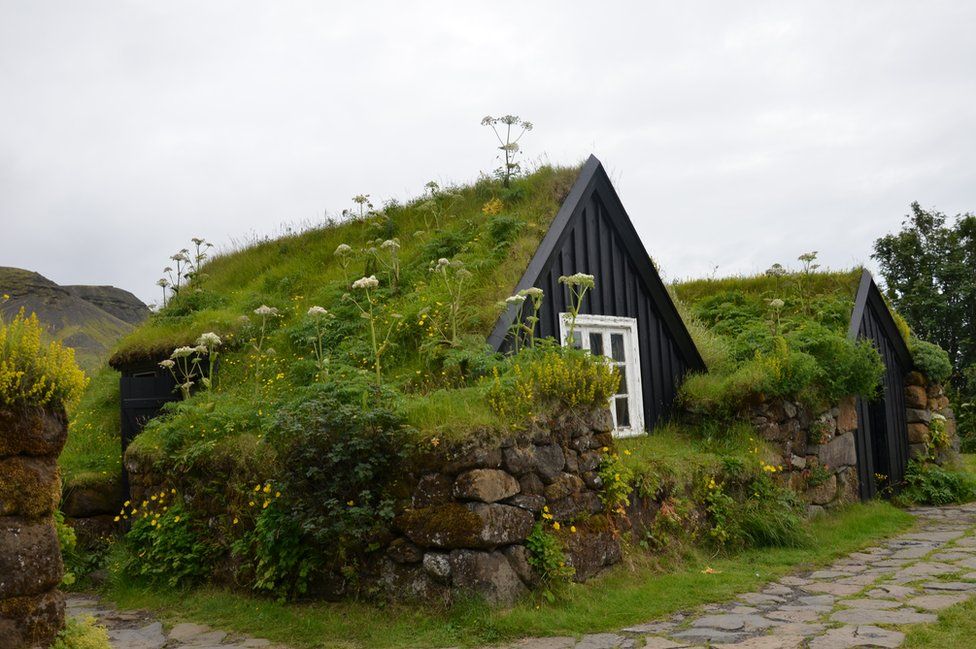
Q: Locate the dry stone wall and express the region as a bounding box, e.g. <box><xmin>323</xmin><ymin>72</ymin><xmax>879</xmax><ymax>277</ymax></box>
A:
<box><xmin>0</xmin><ymin>407</ymin><xmax>67</xmax><ymax>648</ymax></box>
<box><xmin>750</xmin><ymin>397</ymin><xmax>860</xmax><ymax>516</ymax></box>
<box><xmin>904</xmin><ymin>371</ymin><xmax>959</xmax><ymax>463</ymax></box>
<box><xmin>382</xmin><ymin>408</ymin><xmax>621</xmax><ymax>605</ymax></box>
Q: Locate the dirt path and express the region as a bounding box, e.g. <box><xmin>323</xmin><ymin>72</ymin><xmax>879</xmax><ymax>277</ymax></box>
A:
<box><xmin>68</xmin><ymin>504</ymin><xmax>976</xmax><ymax>649</ymax></box>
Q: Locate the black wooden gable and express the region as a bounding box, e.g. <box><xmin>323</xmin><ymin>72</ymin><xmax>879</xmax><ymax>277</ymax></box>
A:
<box><xmin>488</xmin><ymin>155</ymin><xmax>705</xmax><ymax>432</ymax></box>
<box><xmin>847</xmin><ymin>269</ymin><xmax>913</xmax><ymax>500</ymax></box>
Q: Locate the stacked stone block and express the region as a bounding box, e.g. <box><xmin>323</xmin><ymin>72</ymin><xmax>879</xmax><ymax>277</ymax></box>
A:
<box><xmin>0</xmin><ymin>407</ymin><xmax>67</xmax><ymax>647</ymax></box>
<box><xmin>751</xmin><ymin>397</ymin><xmax>860</xmax><ymax>515</ymax></box>
<box><xmin>904</xmin><ymin>371</ymin><xmax>959</xmax><ymax>463</ymax></box>
<box><xmin>382</xmin><ymin>409</ymin><xmax>620</xmax><ymax>605</ymax></box>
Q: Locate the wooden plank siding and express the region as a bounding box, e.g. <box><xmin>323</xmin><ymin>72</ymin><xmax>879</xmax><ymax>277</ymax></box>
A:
<box><xmin>489</xmin><ymin>155</ymin><xmax>705</xmax><ymax>434</ymax></box>
<box><xmin>848</xmin><ymin>270</ymin><xmax>913</xmax><ymax>500</ymax></box>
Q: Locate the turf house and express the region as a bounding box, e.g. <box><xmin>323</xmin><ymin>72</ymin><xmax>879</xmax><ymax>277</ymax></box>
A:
<box><xmin>56</xmin><ymin>159</ymin><xmax>961</xmax><ymax>609</ymax></box>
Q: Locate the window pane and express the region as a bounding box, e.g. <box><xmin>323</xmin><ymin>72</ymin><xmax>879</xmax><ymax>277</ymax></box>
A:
<box><xmin>615</xmin><ymin>397</ymin><xmax>630</xmax><ymax>427</ymax></box>
<box><xmin>616</xmin><ymin>365</ymin><xmax>627</xmax><ymax>395</ymax></box>
<box><xmin>589</xmin><ymin>333</ymin><xmax>604</xmax><ymax>357</ymax></box>
<box><xmin>610</xmin><ymin>333</ymin><xmax>625</xmax><ymax>362</ymax></box>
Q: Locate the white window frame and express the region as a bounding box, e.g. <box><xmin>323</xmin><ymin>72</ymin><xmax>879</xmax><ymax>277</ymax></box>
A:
<box><xmin>558</xmin><ymin>313</ymin><xmax>645</xmax><ymax>438</ymax></box>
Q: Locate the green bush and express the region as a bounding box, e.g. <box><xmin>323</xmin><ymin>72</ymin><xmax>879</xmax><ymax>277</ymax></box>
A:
<box><xmin>233</xmin><ymin>499</ymin><xmax>319</xmax><ymax>601</ymax></box>
<box><xmin>785</xmin><ymin>322</ymin><xmax>884</xmax><ymax>402</ymax></box>
<box><xmin>486</xmin><ymin>343</ymin><xmax>619</xmax><ymax>423</ymax></box>
<box><xmin>911</xmin><ymin>338</ymin><xmax>953</xmax><ymax>384</ymax></box>
<box><xmin>899</xmin><ymin>460</ymin><xmax>976</xmax><ymax>506</ymax></box>
<box><xmin>252</xmin><ymin>379</ymin><xmax>413</xmax><ymax>595</ymax></box>
<box><xmin>52</xmin><ymin>616</ymin><xmax>111</xmax><ymax>649</ymax></box>
<box><xmin>121</xmin><ymin>502</ymin><xmax>216</xmax><ymax>587</ymax></box>
<box><xmin>0</xmin><ymin>309</ymin><xmax>87</xmax><ymax>410</ymax></box>
<box><xmin>525</xmin><ymin>522</ymin><xmax>574</xmax><ymax>601</ymax></box>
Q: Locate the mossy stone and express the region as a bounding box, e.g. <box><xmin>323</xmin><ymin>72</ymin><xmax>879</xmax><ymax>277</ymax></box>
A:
<box><xmin>0</xmin><ymin>516</ymin><xmax>63</xmax><ymax>598</ymax></box>
<box><xmin>0</xmin><ymin>456</ymin><xmax>59</xmax><ymax>518</ymax></box>
<box><xmin>0</xmin><ymin>407</ymin><xmax>67</xmax><ymax>458</ymax></box>
<box><xmin>0</xmin><ymin>589</ymin><xmax>65</xmax><ymax>648</ymax></box>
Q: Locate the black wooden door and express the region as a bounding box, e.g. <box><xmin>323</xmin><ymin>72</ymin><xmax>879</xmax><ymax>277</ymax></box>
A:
<box><xmin>120</xmin><ymin>374</ymin><xmax>178</xmax><ymax>495</ymax></box>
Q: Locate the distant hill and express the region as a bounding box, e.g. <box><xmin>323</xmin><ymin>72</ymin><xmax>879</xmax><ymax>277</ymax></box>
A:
<box><xmin>0</xmin><ymin>266</ymin><xmax>149</xmax><ymax>372</ymax></box>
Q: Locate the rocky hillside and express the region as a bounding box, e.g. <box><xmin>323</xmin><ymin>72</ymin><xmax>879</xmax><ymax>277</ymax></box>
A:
<box><xmin>0</xmin><ymin>266</ymin><xmax>149</xmax><ymax>371</ymax></box>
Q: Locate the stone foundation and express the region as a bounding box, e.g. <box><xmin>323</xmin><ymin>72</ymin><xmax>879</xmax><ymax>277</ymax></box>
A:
<box><xmin>384</xmin><ymin>409</ymin><xmax>619</xmax><ymax>605</ymax></box>
<box><xmin>750</xmin><ymin>397</ymin><xmax>860</xmax><ymax>515</ymax></box>
<box><xmin>904</xmin><ymin>371</ymin><xmax>958</xmax><ymax>463</ymax></box>
<box><xmin>0</xmin><ymin>407</ymin><xmax>66</xmax><ymax>648</ymax></box>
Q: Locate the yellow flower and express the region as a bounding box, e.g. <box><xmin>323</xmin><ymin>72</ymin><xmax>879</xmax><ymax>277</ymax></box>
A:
<box><xmin>254</xmin><ymin>484</ymin><xmax>261</xmax><ymax>492</ymax></box>
<box><xmin>262</xmin><ymin>501</ymin><xmax>269</xmax><ymax>509</ymax></box>
<box><xmin>570</xmin><ymin>526</ymin><xmax>577</xmax><ymax>533</ymax></box>
<box><xmin>552</xmin><ymin>522</ymin><xmax>561</xmax><ymax>531</ymax></box>
<box><xmin>150</xmin><ymin>519</ymin><xmax>158</xmax><ymax>526</ymax></box>
<box><xmin>263</xmin><ymin>484</ymin><xmax>271</xmax><ymax>494</ymax></box>
<box><xmin>174</xmin><ymin>515</ymin><xmax>181</xmax><ymax>523</ymax></box>
<box><xmin>248</xmin><ymin>501</ymin><xmax>255</xmax><ymax>507</ymax></box>
<box><xmin>275</xmin><ymin>491</ymin><xmax>281</xmax><ymax>498</ymax></box>
<box><xmin>113</xmin><ymin>516</ymin><xmax>120</xmax><ymax>522</ymax></box>
<box><xmin>232</xmin><ymin>517</ymin><xmax>239</xmax><ymax>525</ymax></box>
<box><xmin>171</xmin><ymin>489</ymin><xmax>176</xmax><ymax>494</ymax></box>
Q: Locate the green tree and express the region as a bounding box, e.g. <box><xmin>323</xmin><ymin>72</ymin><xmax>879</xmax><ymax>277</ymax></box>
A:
<box><xmin>873</xmin><ymin>203</ymin><xmax>976</xmax><ymax>372</ymax></box>
<box><xmin>873</xmin><ymin>202</ymin><xmax>976</xmax><ymax>440</ymax></box>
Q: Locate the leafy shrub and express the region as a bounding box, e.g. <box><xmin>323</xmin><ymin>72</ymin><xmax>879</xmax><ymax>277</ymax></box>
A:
<box><xmin>525</xmin><ymin>522</ymin><xmax>573</xmax><ymax>601</ymax></box>
<box><xmin>899</xmin><ymin>460</ymin><xmax>976</xmax><ymax>505</ymax></box>
<box><xmin>160</xmin><ymin>288</ymin><xmax>227</xmax><ymax>317</ymax></box>
<box><xmin>597</xmin><ymin>451</ymin><xmax>634</xmax><ymax>514</ymax></box>
<box><xmin>486</xmin><ymin>344</ymin><xmax>619</xmax><ymax>422</ymax></box>
<box><xmin>257</xmin><ymin>380</ymin><xmax>413</xmax><ymax>593</ymax></box>
<box><xmin>785</xmin><ymin>322</ymin><xmax>884</xmax><ymax>402</ymax></box>
<box><xmin>911</xmin><ymin>338</ymin><xmax>953</xmax><ymax>384</ymax></box>
<box><xmin>0</xmin><ymin>309</ymin><xmax>87</xmax><ymax>409</ymax></box>
<box><xmin>233</xmin><ymin>498</ymin><xmax>318</xmax><ymax>600</ymax></box>
<box><xmin>54</xmin><ymin>509</ymin><xmax>79</xmax><ymax>587</ymax></box>
<box><xmin>121</xmin><ymin>502</ymin><xmax>215</xmax><ymax>587</ymax></box>
<box><xmin>52</xmin><ymin>616</ymin><xmax>111</xmax><ymax>649</ymax></box>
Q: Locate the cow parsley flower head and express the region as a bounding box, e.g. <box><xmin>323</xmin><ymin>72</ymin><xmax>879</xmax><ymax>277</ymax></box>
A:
<box><xmin>380</xmin><ymin>238</ymin><xmax>400</xmax><ymax>251</ymax></box>
<box><xmin>765</xmin><ymin>263</ymin><xmax>786</xmax><ymax>278</ymax></box>
<box><xmin>156</xmin><ymin>278</ymin><xmax>170</xmax><ymax>287</ymax></box>
<box><xmin>191</xmin><ymin>237</ymin><xmax>205</xmax><ymax>246</ymax></box>
<box><xmin>158</xmin><ymin>359</ymin><xmax>175</xmax><ymax>369</ymax></box>
<box><xmin>196</xmin><ymin>332</ymin><xmax>222</xmax><ymax>348</ymax></box>
<box><xmin>307</xmin><ymin>305</ymin><xmax>328</xmax><ymax>316</ymax></box>
<box><xmin>254</xmin><ymin>305</ymin><xmax>279</xmax><ymax>317</ymax></box>
<box><xmin>170</xmin><ymin>346</ymin><xmax>196</xmax><ymax>359</ymax></box>
<box><xmin>194</xmin><ymin>345</ymin><xmax>208</xmax><ymax>355</ymax></box>
<box><xmin>769</xmin><ymin>298</ymin><xmax>785</xmax><ymax>310</ymax></box>
<box><xmin>334</xmin><ymin>243</ymin><xmax>352</xmax><ymax>257</ymax></box>
<box><xmin>506</xmin><ymin>295</ymin><xmax>527</xmax><ymax>306</ymax></box>
<box><xmin>519</xmin><ymin>287</ymin><xmax>544</xmax><ymax>299</ymax></box>
<box><xmin>352</xmin><ymin>275</ymin><xmax>379</xmax><ymax>290</ymax></box>
<box><xmin>559</xmin><ymin>273</ymin><xmax>595</xmax><ymax>289</ymax></box>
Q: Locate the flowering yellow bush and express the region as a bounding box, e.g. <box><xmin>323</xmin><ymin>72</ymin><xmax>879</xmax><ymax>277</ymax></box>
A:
<box><xmin>0</xmin><ymin>309</ymin><xmax>87</xmax><ymax>410</ymax></box>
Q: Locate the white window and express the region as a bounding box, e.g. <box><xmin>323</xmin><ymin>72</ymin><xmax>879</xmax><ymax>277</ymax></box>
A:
<box><xmin>558</xmin><ymin>313</ymin><xmax>645</xmax><ymax>437</ymax></box>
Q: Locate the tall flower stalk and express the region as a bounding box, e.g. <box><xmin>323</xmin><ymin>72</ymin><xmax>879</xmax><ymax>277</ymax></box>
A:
<box><xmin>344</xmin><ymin>276</ymin><xmax>401</xmax><ymax>383</ymax></box>
<box><xmin>430</xmin><ymin>258</ymin><xmax>472</xmax><ymax>346</ymax></box>
<box><xmin>306</xmin><ymin>306</ymin><xmax>333</xmax><ymax>381</ymax></box>
<box><xmin>250</xmin><ymin>305</ymin><xmax>280</xmax><ymax>394</ymax></box>
<box><xmin>559</xmin><ymin>273</ymin><xmax>595</xmax><ymax>345</ymax></box>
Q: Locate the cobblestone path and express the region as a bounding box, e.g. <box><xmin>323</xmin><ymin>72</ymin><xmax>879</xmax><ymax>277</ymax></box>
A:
<box><xmin>68</xmin><ymin>504</ymin><xmax>976</xmax><ymax>649</ymax></box>
<box><xmin>506</xmin><ymin>504</ymin><xmax>976</xmax><ymax>649</ymax></box>
<box><xmin>65</xmin><ymin>595</ymin><xmax>286</xmax><ymax>649</ymax></box>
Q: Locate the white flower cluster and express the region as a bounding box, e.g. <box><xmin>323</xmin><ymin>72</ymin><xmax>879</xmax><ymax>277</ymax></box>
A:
<box><xmin>307</xmin><ymin>305</ymin><xmax>329</xmax><ymax>316</ymax></box>
<box><xmin>196</xmin><ymin>332</ymin><xmax>222</xmax><ymax>348</ymax></box>
<box><xmin>334</xmin><ymin>243</ymin><xmax>352</xmax><ymax>257</ymax></box>
<box><xmin>352</xmin><ymin>275</ymin><xmax>380</xmax><ymax>290</ymax></box>
<box><xmin>559</xmin><ymin>272</ymin><xmax>595</xmax><ymax>289</ymax></box>
<box><xmin>254</xmin><ymin>305</ymin><xmax>279</xmax><ymax>317</ymax></box>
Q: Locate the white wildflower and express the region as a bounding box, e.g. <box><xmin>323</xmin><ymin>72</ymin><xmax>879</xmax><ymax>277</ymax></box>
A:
<box><xmin>506</xmin><ymin>295</ymin><xmax>527</xmax><ymax>306</ymax></box>
<box><xmin>158</xmin><ymin>359</ymin><xmax>175</xmax><ymax>369</ymax></box>
<box><xmin>254</xmin><ymin>305</ymin><xmax>279</xmax><ymax>317</ymax></box>
<box><xmin>352</xmin><ymin>275</ymin><xmax>379</xmax><ymax>290</ymax></box>
<box><xmin>559</xmin><ymin>273</ymin><xmax>595</xmax><ymax>289</ymax></box>
<box><xmin>519</xmin><ymin>287</ymin><xmax>544</xmax><ymax>299</ymax></box>
<box><xmin>170</xmin><ymin>346</ymin><xmax>195</xmax><ymax>359</ymax></box>
<box><xmin>334</xmin><ymin>243</ymin><xmax>352</xmax><ymax>256</ymax></box>
<box><xmin>380</xmin><ymin>238</ymin><xmax>400</xmax><ymax>251</ymax></box>
<box><xmin>307</xmin><ymin>306</ymin><xmax>328</xmax><ymax>316</ymax></box>
<box><xmin>196</xmin><ymin>332</ymin><xmax>222</xmax><ymax>347</ymax></box>
<box><xmin>769</xmin><ymin>299</ymin><xmax>785</xmax><ymax>309</ymax></box>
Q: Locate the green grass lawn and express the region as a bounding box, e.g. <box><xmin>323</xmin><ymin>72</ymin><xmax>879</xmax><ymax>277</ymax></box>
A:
<box><xmin>104</xmin><ymin>501</ymin><xmax>912</xmax><ymax>649</ymax></box>
<box><xmin>903</xmin><ymin>597</ymin><xmax>976</xmax><ymax>648</ymax></box>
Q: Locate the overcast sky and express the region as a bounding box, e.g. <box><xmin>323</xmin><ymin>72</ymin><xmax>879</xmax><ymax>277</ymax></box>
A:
<box><xmin>2</xmin><ymin>1</ymin><xmax>974</xmax><ymax>305</ymax></box>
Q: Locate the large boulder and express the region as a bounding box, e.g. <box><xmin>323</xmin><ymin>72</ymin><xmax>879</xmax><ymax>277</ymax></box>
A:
<box><xmin>61</xmin><ymin>473</ymin><xmax>123</xmax><ymax>518</ymax></box>
<box><xmin>836</xmin><ymin>397</ymin><xmax>857</xmax><ymax>434</ymax></box>
<box><xmin>0</xmin><ymin>589</ymin><xmax>65</xmax><ymax>649</ymax></box>
<box><xmin>816</xmin><ymin>432</ymin><xmax>856</xmax><ymax>469</ymax></box>
<box><xmin>453</xmin><ymin>469</ymin><xmax>519</xmax><ymax>503</ymax></box>
<box><xmin>804</xmin><ymin>474</ymin><xmax>838</xmax><ymax>506</ymax></box>
<box><xmin>0</xmin><ymin>456</ymin><xmax>59</xmax><ymax>518</ymax></box>
<box><xmin>908</xmin><ymin>423</ymin><xmax>931</xmax><ymax>445</ymax></box>
<box><xmin>0</xmin><ymin>407</ymin><xmax>67</xmax><ymax>457</ymax></box>
<box><xmin>449</xmin><ymin>549</ymin><xmax>527</xmax><ymax>605</ymax></box>
<box><xmin>0</xmin><ymin>517</ymin><xmax>63</xmax><ymax>598</ymax></box>
<box><xmin>396</xmin><ymin>502</ymin><xmax>533</xmax><ymax>550</ymax></box>
<box><xmin>412</xmin><ymin>473</ymin><xmax>454</xmax><ymax>508</ymax></box>
<box><xmin>563</xmin><ymin>527</ymin><xmax>621</xmax><ymax>582</ymax></box>
<box><xmin>905</xmin><ymin>385</ymin><xmax>928</xmax><ymax>410</ymax></box>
